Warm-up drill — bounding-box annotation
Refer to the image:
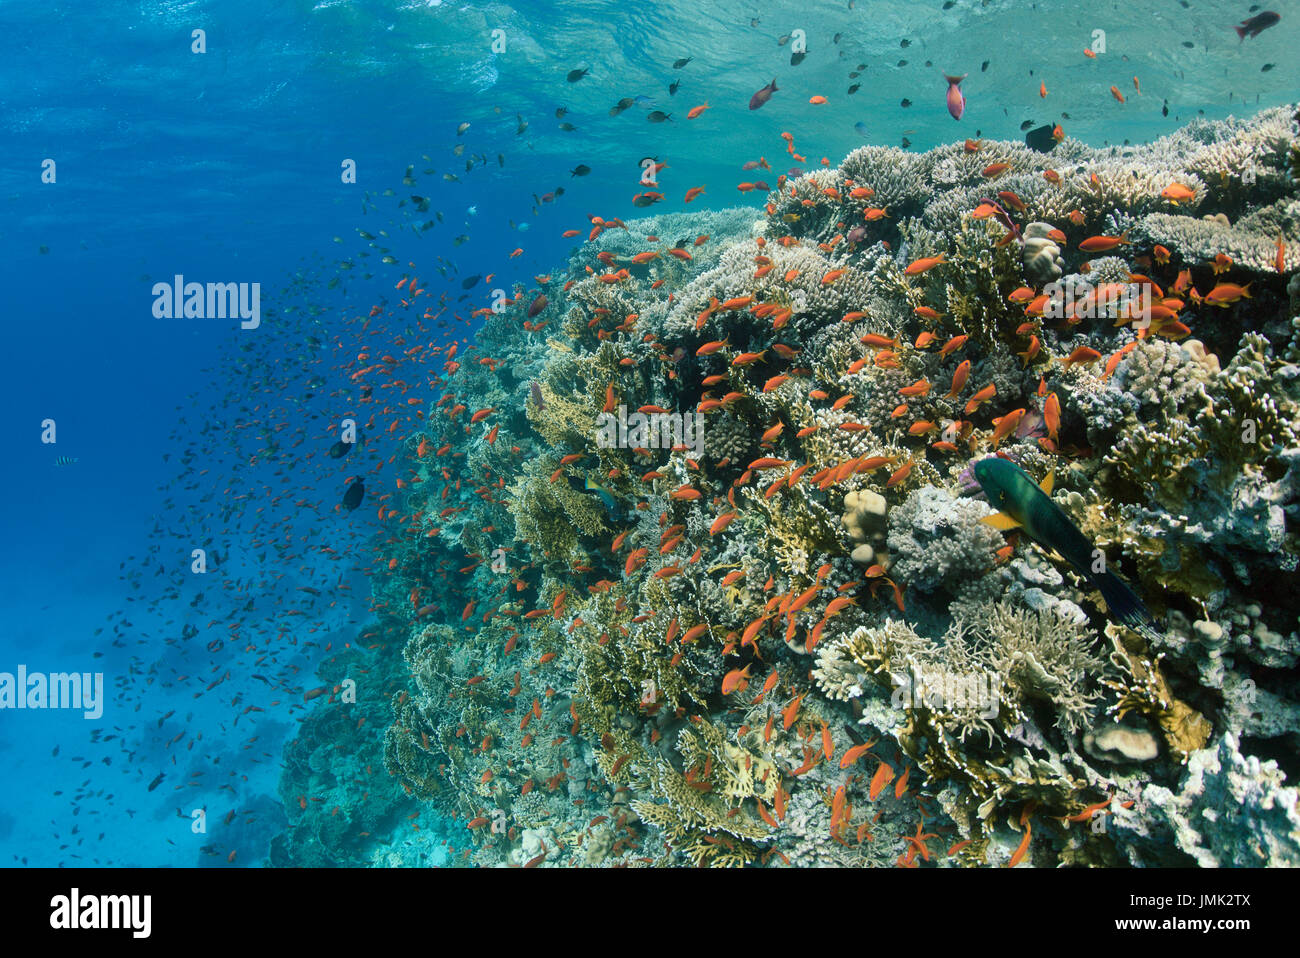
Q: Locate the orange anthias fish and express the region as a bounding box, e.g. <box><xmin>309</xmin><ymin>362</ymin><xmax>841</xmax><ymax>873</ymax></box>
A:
<box><xmin>1078</xmin><ymin>232</ymin><xmax>1130</xmax><ymax>252</ymax></box>
<box><xmin>868</xmin><ymin>761</ymin><xmax>895</xmax><ymax>800</ymax></box>
<box><xmin>904</xmin><ymin>254</ymin><xmax>947</xmax><ymax>276</ymax></box>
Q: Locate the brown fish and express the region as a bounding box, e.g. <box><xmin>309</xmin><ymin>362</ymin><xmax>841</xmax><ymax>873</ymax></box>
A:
<box><xmin>749</xmin><ymin>79</ymin><xmax>778</xmax><ymax>110</ymax></box>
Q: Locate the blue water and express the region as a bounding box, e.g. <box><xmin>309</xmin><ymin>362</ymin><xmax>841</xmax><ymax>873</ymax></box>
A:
<box><xmin>1</xmin><ymin>0</ymin><xmax>1293</xmax><ymax>867</ymax></box>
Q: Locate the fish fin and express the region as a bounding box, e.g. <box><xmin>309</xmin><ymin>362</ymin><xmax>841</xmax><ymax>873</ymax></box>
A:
<box><xmin>1090</xmin><ymin>568</ymin><xmax>1161</xmax><ymax>641</ymax></box>
<box><xmin>981</xmin><ymin>512</ymin><xmax>1022</xmax><ymax>531</ymax></box>
<box><xmin>1039</xmin><ymin>470</ymin><xmax>1055</xmax><ymax>495</ymax></box>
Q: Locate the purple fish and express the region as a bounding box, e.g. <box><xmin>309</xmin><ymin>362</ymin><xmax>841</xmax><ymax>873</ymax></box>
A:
<box><xmin>749</xmin><ymin>78</ymin><xmax>778</xmax><ymax>111</ymax></box>
<box><xmin>975</xmin><ymin>197</ymin><xmax>1023</xmax><ymax>245</ymax></box>
<box><xmin>530</xmin><ymin>381</ymin><xmax>545</xmax><ymax>410</ymax></box>
<box><xmin>945</xmin><ymin>73</ymin><xmax>966</xmax><ymax>120</ymax></box>
<box><xmin>527</xmin><ymin>293</ymin><xmax>548</xmax><ymax>318</ymax></box>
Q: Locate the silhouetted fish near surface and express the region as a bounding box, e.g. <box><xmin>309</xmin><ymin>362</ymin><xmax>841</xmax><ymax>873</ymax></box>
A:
<box><xmin>749</xmin><ymin>79</ymin><xmax>778</xmax><ymax>110</ymax></box>
<box><xmin>1235</xmin><ymin>11</ymin><xmax>1280</xmax><ymax>39</ymax></box>
<box><xmin>328</xmin><ymin>439</ymin><xmax>353</xmax><ymax>459</ymax></box>
<box><xmin>342</xmin><ymin>479</ymin><xmax>365</xmax><ymax>511</ymax></box>
<box><xmin>567</xmin><ymin>67</ymin><xmax>590</xmax><ymax>82</ymax></box>
<box><xmin>461</xmin><ymin>274</ymin><xmax>481</xmax><ymax>289</ymax></box>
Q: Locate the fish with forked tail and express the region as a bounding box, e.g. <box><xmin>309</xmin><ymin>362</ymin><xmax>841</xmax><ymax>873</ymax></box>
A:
<box><xmin>974</xmin><ymin>457</ymin><xmax>1162</xmax><ymax>641</ymax></box>
<box><xmin>749</xmin><ymin>79</ymin><xmax>778</xmax><ymax>110</ymax></box>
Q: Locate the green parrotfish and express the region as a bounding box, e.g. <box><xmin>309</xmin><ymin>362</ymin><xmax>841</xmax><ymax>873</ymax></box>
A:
<box><xmin>974</xmin><ymin>457</ymin><xmax>1161</xmax><ymax>640</ymax></box>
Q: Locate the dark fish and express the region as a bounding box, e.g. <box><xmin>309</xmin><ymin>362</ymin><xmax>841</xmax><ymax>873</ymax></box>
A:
<box><xmin>943</xmin><ymin>0</ymin><xmax>955</xmax><ymax>7</ymax></box>
<box><xmin>900</xmin><ymin>98</ymin><xmax>912</xmax><ymax>107</ymax></box>
<box><xmin>1235</xmin><ymin>11</ymin><xmax>1280</xmax><ymax>38</ymax></box>
<box><xmin>1024</xmin><ymin>124</ymin><xmax>1059</xmax><ymax>153</ymax></box>
<box><xmin>749</xmin><ymin>78</ymin><xmax>778</xmax><ymax>110</ymax></box>
<box><xmin>1261</xmin><ymin>63</ymin><xmax>1274</xmax><ymax>71</ymax></box>
<box><xmin>559</xmin><ymin>122</ymin><xmax>577</xmax><ymax>131</ymax></box>
<box><xmin>901</xmin><ymin>136</ymin><xmax>912</xmax><ymax>148</ymax></box>
<box><xmin>570</xmin><ymin>164</ymin><xmax>591</xmax><ymax>177</ymax></box>
<box><xmin>981</xmin><ymin>60</ymin><xmax>989</xmax><ymax>72</ymax></box>
<box><xmin>555</xmin><ymin>107</ymin><xmax>568</xmax><ymax>118</ymax></box>
<box><xmin>1020</xmin><ymin>119</ymin><xmax>1035</xmax><ymax>131</ymax></box>
<box><xmin>461</xmin><ymin>274</ymin><xmax>481</xmax><ymax>289</ymax></box>
<box><xmin>342</xmin><ymin>479</ymin><xmax>365</xmax><ymax>511</ymax></box>
<box><xmin>673</xmin><ymin>57</ymin><xmax>692</xmax><ymax>69</ymax></box>
<box><xmin>975</xmin><ymin>458</ymin><xmax>1162</xmax><ymax>641</ymax></box>
<box><xmin>497</xmin><ymin>153</ymin><xmax>505</xmax><ymax>166</ymax></box>
<box><xmin>567</xmin><ymin>67</ymin><xmax>590</xmax><ymax>82</ymax></box>
<box><xmin>328</xmin><ymin>440</ymin><xmax>352</xmax><ymax>459</ymax></box>
<box><xmin>147</xmin><ymin>773</ymin><xmax>165</xmax><ymax>792</ymax></box>
<box><xmin>900</xmin><ymin>39</ymin><xmax>910</xmax><ymax>47</ymax></box>
<box><xmin>791</xmin><ymin>51</ymin><xmax>806</xmax><ymax>66</ymax></box>
<box><xmin>530</xmin><ymin>382</ymin><xmax>545</xmax><ymax>410</ymax></box>
<box><xmin>1181</xmin><ymin>40</ymin><xmax>1195</xmax><ymax>48</ymax></box>
<box><xmin>848</xmin><ymin>83</ymin><xmax>860</xmax><ymax>95</ymax></box>
<box><xmin>609</xmin><ymin>97</ymin><xmax>635</xmax><ymax>116</ymax></box>
<box><xmin>1162</xmin><ymin>100</ymin><xmax>1169</xmax><ymax>117</ymax></box>
<box><xmin>668</xmin><ymin>80</ymin><xmax>680</xmax><ymax>95</ymax></box>
<box><xmin>527</xmin><ymin>293</ymin><xmax>548</xmax><ymax>318</ymax></box>
<box><xmin>647</xmin><ymin>110</ymin><xmax>672</xmax><ymax>122</ymax></box>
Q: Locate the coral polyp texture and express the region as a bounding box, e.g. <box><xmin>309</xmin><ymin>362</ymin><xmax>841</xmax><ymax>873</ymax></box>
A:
<box><xmin>379</xmin><ymin>107</ymin><xmax>1300</xmax><ymax>867</ymax></box>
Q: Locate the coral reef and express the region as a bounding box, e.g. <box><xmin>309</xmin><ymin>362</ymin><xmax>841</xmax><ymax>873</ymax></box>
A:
<box><xmin>369</xmin><ymin>106</ymin><xmax>1299</xmax><ymax>867</ymax></box>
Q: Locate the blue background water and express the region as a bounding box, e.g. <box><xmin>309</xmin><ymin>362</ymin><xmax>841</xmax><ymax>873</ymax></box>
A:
<box><xmin>0</xmin><ymin>0</ymin><xmax>1292</xmax><ymax>865</ymax></box>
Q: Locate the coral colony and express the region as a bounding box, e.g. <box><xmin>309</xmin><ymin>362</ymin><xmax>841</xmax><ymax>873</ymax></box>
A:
<box><xmin>275</xmin><ymin>107</ymin><xmax>1300</xmax><ymax>869</ymax></box>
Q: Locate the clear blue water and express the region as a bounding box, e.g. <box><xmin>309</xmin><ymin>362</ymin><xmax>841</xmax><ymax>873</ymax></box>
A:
<box><xmin>0</xmin><ymin>0</ymin><xmax>1293</xmax><ymax>867</ymax></box>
